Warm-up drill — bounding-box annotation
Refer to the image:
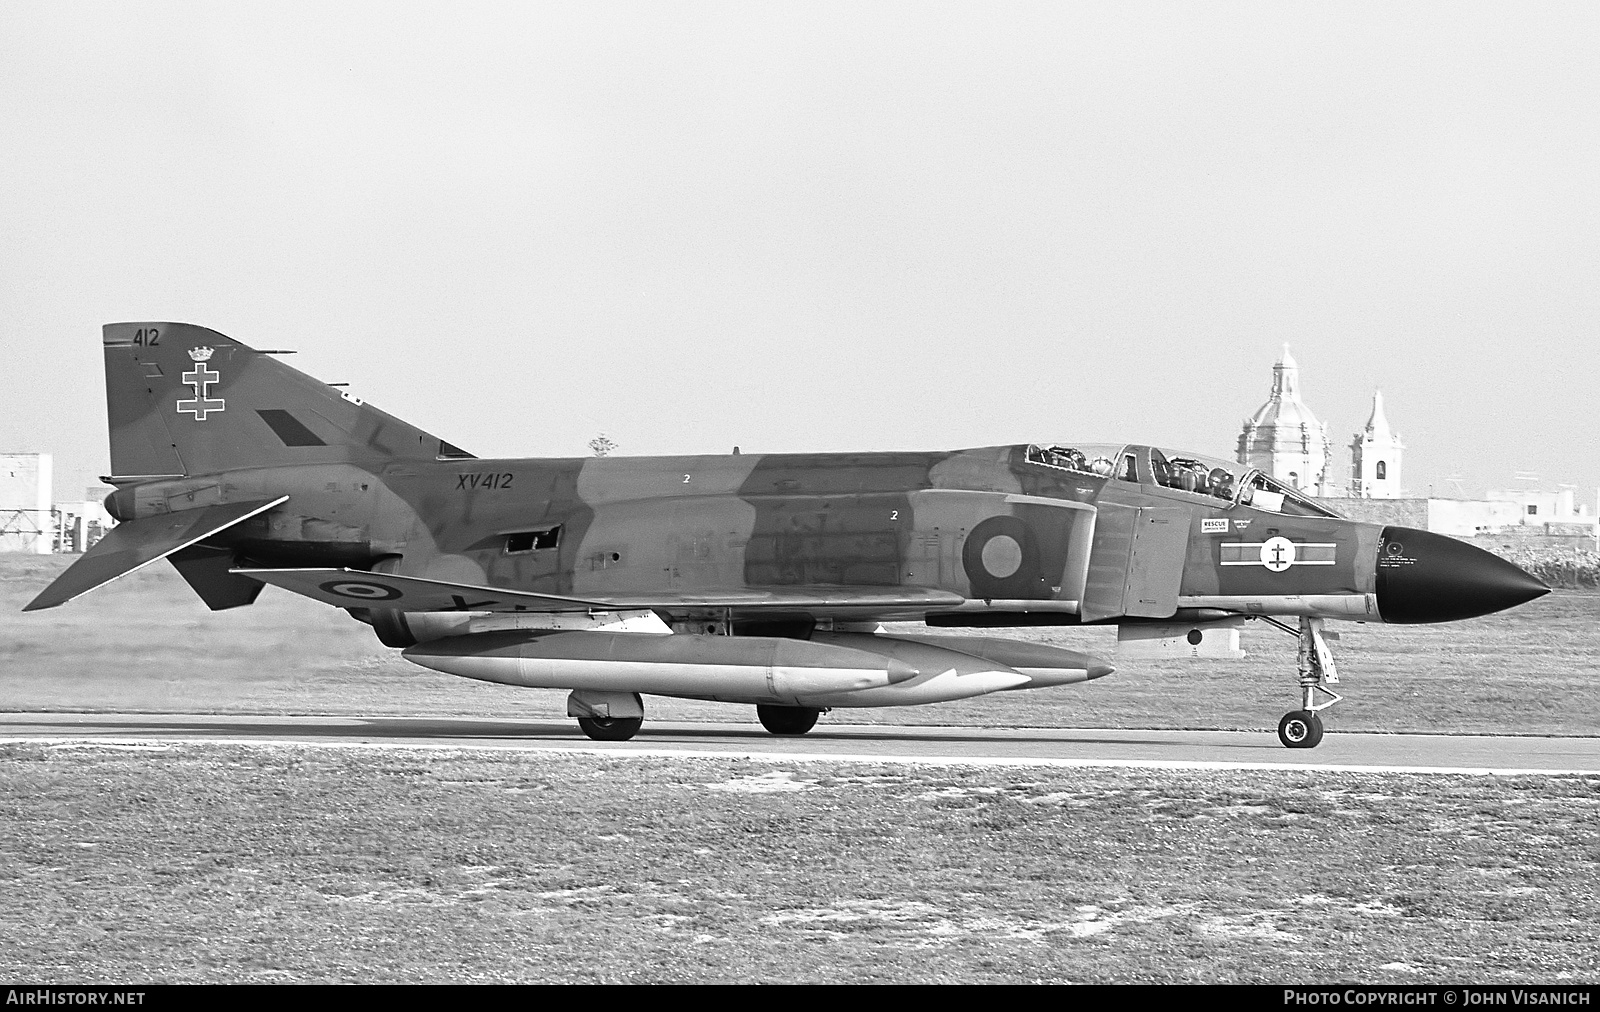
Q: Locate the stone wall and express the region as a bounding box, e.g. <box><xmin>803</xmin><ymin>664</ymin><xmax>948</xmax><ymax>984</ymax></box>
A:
<box><xmin>1314</xmin><ymin>497</ymin><xmax>1428</xmax><ymax>528</ymax></box>
<box><xmin>1474</xmin><ymin>538</ymin><xmax>1600</xmax><ymax>590</ymax></box>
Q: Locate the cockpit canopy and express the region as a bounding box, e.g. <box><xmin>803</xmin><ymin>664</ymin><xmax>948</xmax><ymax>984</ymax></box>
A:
<box><xmin>1024</xmin><ymin>443</ymin><xmax>1125</xmax><ymax>478</ymax></box>
<box><xmin>1025</xmin><ymin>442</ymin><xmax>1339</xmax><ymax>518</ymax></box>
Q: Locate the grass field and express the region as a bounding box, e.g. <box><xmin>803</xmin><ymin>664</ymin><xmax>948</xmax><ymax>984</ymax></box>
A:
<box><xmin>1</xmin><ymin>743</ymin><xmax>1596</xmax><ymax>984</ymax></box>
<box><xmin>2</xmin><ymin>555</ymin><xmax>1597</xmax><ymax>737</ymax></box>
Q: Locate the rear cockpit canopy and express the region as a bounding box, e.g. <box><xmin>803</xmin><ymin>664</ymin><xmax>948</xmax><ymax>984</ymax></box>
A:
<box><xmin>1024</xmin><ymin>443</ymin><xmax>1124</xmax><ymax>477</ymax></box>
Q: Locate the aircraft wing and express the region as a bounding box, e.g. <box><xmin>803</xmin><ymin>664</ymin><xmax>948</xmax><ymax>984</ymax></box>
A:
<box><xmin>235</xmin><ymin>567</ymin><xmax>966</xmax><ymax>614</ymax></box>
<box><xmin>24</xmin><ymin>497</ymin><xmax>289</xmax><ymax>611</ymax></box>
<box><xmin>627</xmin><ymin>586</ymin><xmax>967</xmax><ymax>611</ymax></box>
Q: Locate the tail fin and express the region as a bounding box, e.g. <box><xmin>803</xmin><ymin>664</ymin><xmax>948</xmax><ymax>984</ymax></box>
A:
<box><xmin>104</xmin><ymin>322</ymin><xmax>472</xmax><ymax>478</ymax></box>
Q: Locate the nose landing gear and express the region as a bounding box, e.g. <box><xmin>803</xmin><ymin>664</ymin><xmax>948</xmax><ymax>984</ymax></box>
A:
<box><xmin>1260</xmin><ymin>616</ymin><xmax>1343</xmax><ymax>749</ymax></box>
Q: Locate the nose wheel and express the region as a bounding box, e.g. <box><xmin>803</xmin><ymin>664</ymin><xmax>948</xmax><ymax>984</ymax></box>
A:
<box><xmin>1278</xmin><ymin>710</ymin><xmax>1324</xmax><ymax>749</ymax></box>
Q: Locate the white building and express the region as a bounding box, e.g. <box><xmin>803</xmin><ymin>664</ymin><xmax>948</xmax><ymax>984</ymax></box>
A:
<box><xmin>54</xmin><ymin>486</ymin><xmax>116</xmax><ymax>553</ymax></box>
<box><xmin>0</xmin><ymin>453</ymin><xmax>54</xmax><ymax>553</ymax></box>
<box><xmin>1349</xmin><ymin>390</ymin><xmax>1404</xmax><ymax>498</ymax></box>
<box><xmin>1237</xmin><ymin>346</ymin><xmax>1333</xmax><ymax>496</ymax></box>
<box><xmin>1485</xmin><ymin>486</ymin><xmax>1593</xmax><ymax>526</ymax></box>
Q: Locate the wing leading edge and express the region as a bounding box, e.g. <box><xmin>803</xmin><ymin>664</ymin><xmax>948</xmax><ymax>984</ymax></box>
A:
<box><xmin>234</xmin><ymin>567</ymin><xmax>968</xmax><ymax>615</ymax></box>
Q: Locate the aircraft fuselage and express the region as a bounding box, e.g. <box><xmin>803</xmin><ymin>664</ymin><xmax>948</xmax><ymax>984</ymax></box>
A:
<box><xmin>104</xmin><ymin>442</ymin><xmax>1535</xmax><ymax>630</ymax></box>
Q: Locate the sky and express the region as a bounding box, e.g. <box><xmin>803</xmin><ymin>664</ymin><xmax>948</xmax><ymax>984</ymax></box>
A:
<box><xmin>2</xmin><ymin>2</ymin><xmax>1596</xmax><ymax>504</ymax></box>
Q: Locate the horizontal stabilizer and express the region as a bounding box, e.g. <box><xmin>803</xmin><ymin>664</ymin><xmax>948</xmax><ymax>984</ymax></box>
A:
<box><xmin>235</xmin><ymin>568</ymin><xmax>968</xmax><ymax>615</ymax></box>
<box><xmin>24</xmin><ymin>497</ymin><xmax>288</xmax><ymax>611</ymax></box>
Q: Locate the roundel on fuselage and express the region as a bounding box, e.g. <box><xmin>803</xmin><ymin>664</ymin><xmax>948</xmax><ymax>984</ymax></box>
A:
<box><xmin>962</xmin><ymin>515</ymin><xmax>1043</xmax><ymax>600</ymax></box>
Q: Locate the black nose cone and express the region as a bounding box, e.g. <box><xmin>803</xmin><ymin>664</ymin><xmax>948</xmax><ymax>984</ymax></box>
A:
<box><xmin>1376</xmin><ymin>526</ymin><xmax>1550</xmax><ymax>624</ymax></box>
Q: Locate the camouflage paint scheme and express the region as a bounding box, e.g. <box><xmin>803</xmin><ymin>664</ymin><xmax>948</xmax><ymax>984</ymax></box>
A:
<box><xmin>25</xmin><ymin>323</ymin><xmax>1549</xmax><ymax>743</ymax></box>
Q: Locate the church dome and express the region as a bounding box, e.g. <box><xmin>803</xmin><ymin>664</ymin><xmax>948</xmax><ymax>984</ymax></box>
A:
<box><xmin>1237</xmin><ymin>344</ymin><xmax>1332</xmax><ymax>494</ymax></box>
<box><xmin>1244</xmin><ymin>345</ymin><xmax>1323</xmax><ymax>431</ymax></box>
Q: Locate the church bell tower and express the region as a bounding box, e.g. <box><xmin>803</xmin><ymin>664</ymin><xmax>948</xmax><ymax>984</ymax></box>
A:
<box><xmin>1349</xmin><ymin>389</ymin><xmax>1404</xmax><ymax>498</ymax></box>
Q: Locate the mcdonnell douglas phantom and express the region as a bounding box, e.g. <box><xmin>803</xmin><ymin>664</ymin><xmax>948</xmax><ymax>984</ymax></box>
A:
<box><xmin>27</xmin><ymin>323</ymin><xmax>1550</xmax><ymax>747</ymax></box>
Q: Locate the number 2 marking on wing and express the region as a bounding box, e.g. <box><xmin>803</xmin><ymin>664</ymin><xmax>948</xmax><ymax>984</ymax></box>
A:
<box><xmin>889</xmin><ymin>510</ymin><xmax>899</xmax><ymax>520</ymax></box>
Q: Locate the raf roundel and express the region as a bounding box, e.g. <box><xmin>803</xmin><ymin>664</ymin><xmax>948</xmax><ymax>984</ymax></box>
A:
<box><xmin>979</xmin><ymin>534</ymin><xmax>1024</xmax><ymax>579</ymax></box>
<box><xmin>961</xmin><ymin>515</ymin><xmax>1041</xmax><ymax>599</ymax></box>
<box><xmin>319</xmin><ymin>580</ymin><xmax>403</xmax><ymax>602</ymax></box>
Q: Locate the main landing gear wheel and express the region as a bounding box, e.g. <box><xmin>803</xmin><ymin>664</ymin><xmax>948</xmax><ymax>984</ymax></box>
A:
<box><xmin>1278</xmin><ymin>710</ymin><xmax>1324</xmax><ymax>749</ymax></box>
<box><xmin>577</xmin><ymin>716</ymin><xmax>643</xmax><ymax>742</ymax></box>
<box><xmin>756</xmin><ymin>705</ymin><xmax>822</xmax><ymax>736</ymax></box>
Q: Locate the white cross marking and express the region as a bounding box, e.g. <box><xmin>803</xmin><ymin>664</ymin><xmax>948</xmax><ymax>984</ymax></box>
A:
<box><xmin>177</xmin><ymin>363</ymin><xmax>226</xmax><ymax>421</ymax></box>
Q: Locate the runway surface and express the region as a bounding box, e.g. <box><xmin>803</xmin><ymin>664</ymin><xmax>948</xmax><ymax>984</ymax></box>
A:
<box><xmin>2</xmin><ymin>711</ymin><xmax>1598</xmax><ymax>774</ymax></box>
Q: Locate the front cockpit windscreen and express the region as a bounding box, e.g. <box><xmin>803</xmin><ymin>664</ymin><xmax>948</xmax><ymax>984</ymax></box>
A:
<box><xmin>1148</xmin><ymin>446</ymin><xmax>1338</xmax><ymax>516</ymax></box>
<box><xmin>1237</xmin><ymin>470</ymin><xmax>1341</xmax><ymax>518</ymax></box>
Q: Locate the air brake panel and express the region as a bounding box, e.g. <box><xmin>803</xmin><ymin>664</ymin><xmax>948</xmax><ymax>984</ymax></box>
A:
<box><xmin>1125</xmin><ymin>507</ymin><xmax>1188</xmax><ymax>617</ymax></box>
<box><xmin>1080</xmin><ymin>505</ymin><xmax>1188</xmax><ymax>621</ymax></box>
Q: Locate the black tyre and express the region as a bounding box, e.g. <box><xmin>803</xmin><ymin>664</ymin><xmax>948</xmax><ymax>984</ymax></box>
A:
<box><xmin>756</xmin><ymin>705</ymin><xmax>821</xmax><ymax>736</ymax></box>
<box><xmin>577</xmin><ymin>716</ymin><xmax>643</xmax><ymax>742</ymax></box>
<box><xmin>1277</xmin><ymin>710</ymin><xmax>1324</xmax><ymax>749</ymax></box>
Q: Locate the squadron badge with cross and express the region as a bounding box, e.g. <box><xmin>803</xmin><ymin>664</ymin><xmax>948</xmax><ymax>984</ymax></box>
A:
<box><xmin>177</xmin><ymin>346</ymin><xmax>226</xmax><ymax>421</ymax></box>
<box><xmin>1219</xmin><ymin>537</ymin><xmax>1337</xmax><ymax>571</ymax></box>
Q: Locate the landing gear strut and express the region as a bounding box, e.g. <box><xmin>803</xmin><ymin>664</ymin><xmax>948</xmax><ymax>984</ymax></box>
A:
<box><xmin>1261</xmin><ymin>616</ymin><xmax>1343</xmax><ymax>749</ymax></box>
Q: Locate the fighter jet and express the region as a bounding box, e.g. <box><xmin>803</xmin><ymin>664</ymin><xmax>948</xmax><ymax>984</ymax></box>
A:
<box><xmin>26</xmin><ymin>323</ymin><xmax>1550</xmax><ymax>748</ymax></box>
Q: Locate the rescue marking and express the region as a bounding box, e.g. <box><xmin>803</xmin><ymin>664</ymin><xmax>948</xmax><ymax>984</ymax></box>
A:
<box><xmin>318</xmin><ymin>580</ymin><xmax>403</xmax><ymax>601</ymax></box>
<box><xmin>176</xmin><ymin>347</ymin><xmax>225</xmax><ymax>421</ymax></box>
<box><xmin>1201</xmin><ymin>518</ymin><xmax>1230</xmax><ymax>533</ymax></box>
<box><xmin>1220</xmin><ymin>538</ymin><xmax>1337</xmax><ymax>570</ymax></box>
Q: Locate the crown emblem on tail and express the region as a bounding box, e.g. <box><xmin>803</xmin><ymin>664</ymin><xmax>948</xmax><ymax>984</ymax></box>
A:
<box><xmin>188</xmin><ymin>346</ymin><xmax>215</xmax><ymax>361</ymax></box>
